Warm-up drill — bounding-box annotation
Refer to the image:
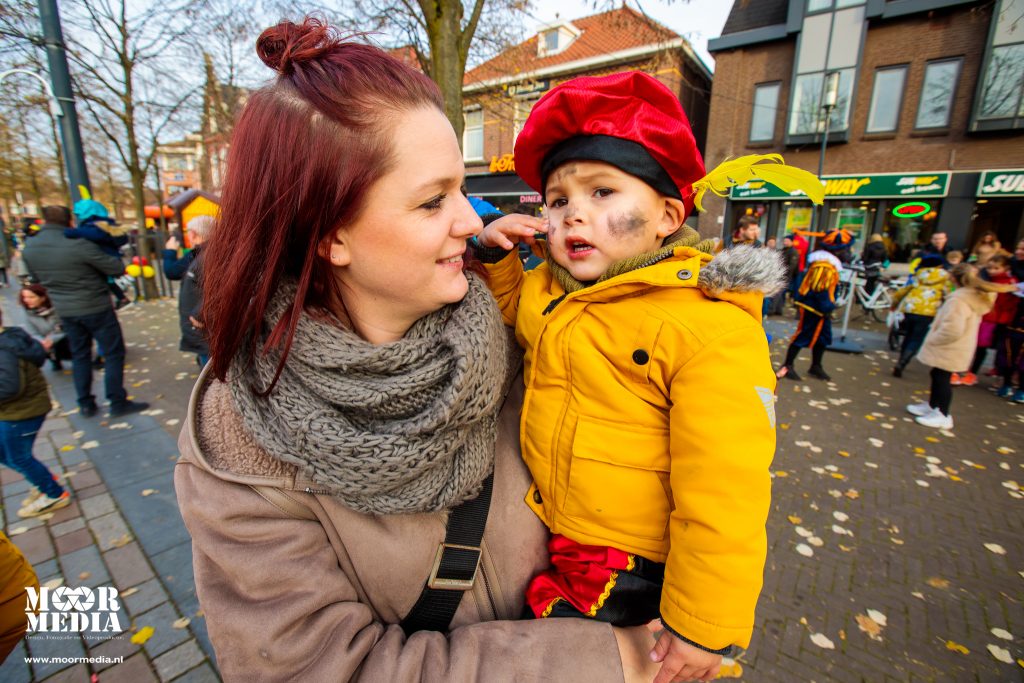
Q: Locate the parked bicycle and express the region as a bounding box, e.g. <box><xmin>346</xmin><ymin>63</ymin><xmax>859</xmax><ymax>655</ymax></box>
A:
<box><xmin>835</xmin><ymin>261</ymin><xmax>898</xmax><ymax>322</ymax></box>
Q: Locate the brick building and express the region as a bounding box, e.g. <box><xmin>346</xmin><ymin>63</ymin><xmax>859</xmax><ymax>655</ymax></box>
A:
<box><xmin>462</xmin><ymin>7</ymin><xmax>712</xmax><ymax>216</ymax></box>
<box><xmin>156</xmin><ymin>135</ymin><xmax>203</xmax><ymax>200</ymax></box>
<box><xmin>702</xmin><ymin>0</ymin><xmax>1024</xmax><ymax>260</ymax></box>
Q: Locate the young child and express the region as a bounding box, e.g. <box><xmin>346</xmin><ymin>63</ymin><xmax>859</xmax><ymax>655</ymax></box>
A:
<box><xmin>0</xmin><ymin>308</ymin><xmax>71</xmax><ymax>517</ymax></box>
<box><xmin>778</xmin><ymin>229</ymin><xmax>853</xmax><ymax>382</ymax></box>
<box><xmin>473</xmin><ymin>71</ymin><xmax>823</xmax><ymax>682</ymax></box>
<box><xmin>19</xmin><ymin>284</ymin><xmax>70</xmax><ymax>370</ymax></box>
<box><xmin>995</xmin><ymin>284</ymin><xmax>1024</xmax><ymax>402</ymax></box>
<box><xmin>911</xmin><ymin>264</ymin><xmax>1017</xmax><ymax>429</ymax></box>
<box><xmin>66</xmin><ymin>199</ymin><xmax>131</xmax><ymax>309</ymax></box>
<box><xmin>890</xmin><ymin>253</ymin><xmax>952</xmax><ymax>377</ymax></box>
<box><xmin>958</xmin><ymin>253</ymin><xmax>1018</xmax><ymax>386</ymax></box>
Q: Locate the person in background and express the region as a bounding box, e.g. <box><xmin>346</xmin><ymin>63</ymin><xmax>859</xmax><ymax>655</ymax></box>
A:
<box><xmin>730</xmin><ymin>215</ymin><xmax>762</xmax><ymax>248</ymax></box>
<box><xmin>774</xmin><ymin>234</ymin><xmax>801</xmax><ymax>315</ymax></box>
<box><xmin>890</xmin><ymin>254</ymin><xmax>952</xmax><ymax>378</ymax></box>
<box><xmin>19</xmin><ymin>284</ymin><xmax>71</xmax><ymax>370</ymax></box>
<box><xmin>791</xmin><ymin>231</ymin><xmax>809</xmax><ymax>271</ymax></box>
<box><xmin>919</xmin><ymin>231</ymin><xmax>951</xmax><ymax>260</ymax></box>
<box><xmin>1010</xmin><ymin>238</ymin><xmax>1024</xmax><ymax>281</ymax></box>
<box><xmin>0</xmin><ymin>307</ymin><xmax>71</xmax><ymax>517</ymax></box>
<box><xmin>164</xmin><ymin>216</ymin><xmax>214</xmax><ymax>366</ymax></box>
<box><xmin>21</xmin><ymin>206</ymin><xmax>147</xmax><ymax>418</ymax></box>
<box><xmin>958</xmin><ymin>253</ymin><xmax>1018</xmax><ymax>386</ymax></box>
<box><xmin>66</xmin><ymin>199</ymin><xmax>131</xmax><ymax>310</ymax></box>
<box><xmin>945</xmin><ymin>250</ymin><xmax>964</xmax><ymax>269</ymax></box>
<box><xmin>968</xmin><ymin>230</ymin><xmax>1001</xmax><ymax>266</ymax></box>
<box><xmin>910</xmin><ymin>264</ymin><xmax>1016</xmax><ymax>429</ymax></box>
<box><xmin>765</xmin><ymin>236</ymin><xmax>777</xmax><ymax>250</ymax></box>
<box><xmin>861</xmin><ymin>233</ymin><xmax>889</xmax><ymax>295</ymax></box>
<box><xmin>994</xmin><ymin>283</ymin><xmax>1024</xmax><ymax>402</ymax></box>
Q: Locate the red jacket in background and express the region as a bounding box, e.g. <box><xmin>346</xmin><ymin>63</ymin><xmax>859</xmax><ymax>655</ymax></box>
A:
<box><xmin>793</xmin><ymin>234</ymin><xmax>809</xmax><ymax>271</ymax></box>
<box><xmin>983</xmin><ymin>271</ymin><xmax>1019</xmax><ymax>325</ymax></box>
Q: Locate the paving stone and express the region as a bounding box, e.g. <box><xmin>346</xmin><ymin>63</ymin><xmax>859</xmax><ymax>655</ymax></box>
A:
<box><xmin>54</xmin><ymin>527</ymin><xmax>94</xmax><ymax>555</ymax></box>
<box><xmin>33</xmin><ymin>558</ymin><xmax>59</xmax><ymax>581</ymax></box>
<box><xmin>105</xmin><ymin>541</ymin><xmax>155</xmax><ymax>588</ymax></box>
<box><xmin>116</xmin><ymin>471</ymin><xmax>189</xmax><ymax>556</ymax></box>
<box><xmin>48</xmin><ymin>500</ymin><xmax>82</xmax><ymax>525</ymax></box>
<box><xmin>57</xmin><ymin>544</ymin><xmax>110</xmax><ymax>588</ymax></box>
<box><xmin>169</xmin><ymin>662</ymin><xmax>219</xmax><ymax>683</ymax></box>
<box><xmin>24</xmin><ymin>633</ymin><xmax>84</xmax><ymax>679</ymax></box>
<box><xmin>51</xmin><ymin>516</ymin><xmax>86</xmax><ymax>536</ymax></box>
<box><xmin>139</xmin><ymin>602</ymin><xmax>190</xmax><ymax>658</ymax></box>
<box><xmin>3</xmin><ymin>478</ymin><xmax>32</xmax><ymax>496</ymax></box>
<box><xmin>154</xmin><ymin>639</ymin><xmax>205</xmax><ymax>682</ymax></box>
<box><xmin>123</xmin><ymin>578</ymin><xmax>169</xmax><ymax>616</ymax></box>
<box><xmin>40</xmin><ymin>662</ymin><xmax>88</xmax><ymax>683</ymax></box>
<box><xmin>89</xmin><ymin>635</ymin><xmax>141</xmax><ymax>671</ymax></box>
<box><xmin>69</xmin><ymin>467</ymin><xmax>101</xmax><ymax>491</ymax></box>
<box><xmin>100</xmin><ymin>653</ymin><xmax>159</xmax><ymax>683</ymax></box>
<box><xmin>89</xmin><ymin>512</ymin><xmax>132</xmax><ymax>551</ymax></box>
<box><xmin>80</xmin><ymin>492</ymin><xmax>116</xmax><ymax>519</ymax></box>
<box><xmin>74</xmin><ymin>483</ymin><xmax>108</xmax><ymax>500</ymax></box>
<box><xmin>11</xmin><ymin>525</ymin><xmax>55</xmax><ymax>564</ymax></box>
<box><xmin>0</xmin><ymin>467</ymin><xmax>24</xmax><ymax>484</ymax></box>
<box><xmin>57</xmin><ymin>447</ymin><xmax>89</xmax><ymax>468</ymax></box>
<box><xmin>0</xmin><ymin>641</ymin><xmax>31</xmax><ymax>683</ymax></box>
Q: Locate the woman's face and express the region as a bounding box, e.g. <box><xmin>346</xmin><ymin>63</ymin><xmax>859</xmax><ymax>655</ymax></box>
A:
<box><xmin>330</xmin><ymin>106</ymin><xmax>482</xmax><ymax>339</ymax></box>
<box><xmin>21</xmin><ymin>290</ymin><xmax>43</xmax><ymax>309</ymax></box>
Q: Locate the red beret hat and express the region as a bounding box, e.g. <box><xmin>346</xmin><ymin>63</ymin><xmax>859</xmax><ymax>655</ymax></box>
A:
<box><xmin>514</xmin><ymin>71</ymin><xmax>705</xmax><ymax>217</ymax></box>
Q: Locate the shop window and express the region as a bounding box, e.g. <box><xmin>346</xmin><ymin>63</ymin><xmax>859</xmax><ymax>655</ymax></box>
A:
<box><xmin>807</xmin><ymin>0</ymin><xmax>864</xmax><ymax>12</ymax></box>
<box><xmin>463</xmin><ymin>108</ymin><xmax>483</xmax><ymax>161</ymax></box>
<box><xmin>787</xmin><ymin>6</ymin><xmax>864</xmax><ymax>140</ymax></box>
<box><xmin>750</xmin><ymin>83</ymin><xmax>781</xmax><ymax>142</ymax></box>
<box><xmin>827</xmin><ymin>201</ymin><xmax>873</xmax><ymax>249</ymax></box>
<box><xmin>915</xmin><ymin>59</ymin><xmax>961</xmax><ymax>130</ymax></box>
<box><xmin>880</xmin><ymin>199</ymin><xmax>941</xmax><ymax>262</ymax></box>
<box><xmin>866</xmin><ymin>66</ymin><xmax>906</xmax><ymax>133</ymax></box>
<box><xmin>973</xmin><ymin>0</ymin><xmax>1024</xmax><ymax>130</ymax></box>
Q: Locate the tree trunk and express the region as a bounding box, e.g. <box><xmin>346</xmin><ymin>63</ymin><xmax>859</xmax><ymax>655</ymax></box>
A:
<box><xmin>15</xmin><ymin>108</ymin><xmax>43</xmax><ymax>210</ymax></box>
<box><xmin>424</xmin><ymin>0</ymin><xmax>469</xmax><ymax>143</ymax></box>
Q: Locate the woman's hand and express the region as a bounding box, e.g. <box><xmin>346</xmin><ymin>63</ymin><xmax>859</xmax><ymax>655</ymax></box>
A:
<box><xmin>476</xmin><ymin>214</ymin><xmax>547</xmax><ymax>251</ymax></box>
<box><xmin>614</xmin><ymin>622</ymin><xmax>663</xmax><ymax>683</ymax></box>
<box><xmin>165</xmin><ymin>235</ymin><xmax>180</xmax><ymax>250</ymax></box>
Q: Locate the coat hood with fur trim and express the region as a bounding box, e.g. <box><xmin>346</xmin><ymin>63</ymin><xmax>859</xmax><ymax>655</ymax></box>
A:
<box><xmin>696</xmin><ymin>244</ymin><xmax>787</xmax><ymax>321</ymax></box>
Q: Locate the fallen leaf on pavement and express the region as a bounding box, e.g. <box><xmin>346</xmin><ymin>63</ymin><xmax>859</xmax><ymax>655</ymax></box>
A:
<box><xmin>110</xmin><ymin>534</ymin><xmax>132</xmax><ymax>548</ymax></box>
<box><xmin>833</xmin><ymin>511</ymin><xmax>849</xmax><ymax>522</ymax></box>
<box><xmin>985</xmin><ymin>543</ymin><xmax>1007</xmax><ymax>555</ymax></box>
<box><xmin>991</xmin><ymin>628</ymin><xmax>1012</xmax><ymax>640</ymax></box>
<box><xmin>809</xmin><ymin>633</ymin><xmax>834</xmax><ymax>649</ymax></box>
<box><xmin>8</xmin><ymin>526</ymin><xmax>28</xmax><ymax>536</ymax></box>
<box><xmin>988</xmin><ymin>644</ymin><xmax>1013</xmax><ymax>663</ymax></box>
<box><xmin>130</xmin><ymin>626</ymin><xmax>154</xmax><ymax>645</ymax></box>
<box><xmin>796</xmin><ymin>544</ymin><xmax>814</xmax><ymax>557</ymax></box>
<box><xmin>81</xmin><ymin>441</ymin><xmax>99</xmax><ymax>450</ymax></box>
<box><xmin>141</xmin><ymin>489</ymin><xmax>157</xmax><ymax>497</ymax></box>
<box><xmin>120</xmin><ymin>587</ymin><xmax>139</xmax><ymax>597</ymax></box>
<box><xmin>856</xmin><ymin>613</ymin><xmax>884</xmax><ymax>641</ymax></box>
<box><xmin>78</xmin><ymin>572</ymin><xmax>91</xmax><ymax>580</ymax></box>
<box><xmin>716</xmin><ymin>658</ymin><xmax>743</xmax><ymax>678</ymax></box>
<box><xmin>172</xmin><ymin>617</ymin><xmax>190</xmax><ymax>629</ymax></box>
<box><xmin>926</xmin><ymin>577</ymin><xmax>950</xmax><ymax>589</ymax></box>
<box><xmin>946</xmin><ymin>640</ymin><xmax>969</xmax><ymax>655</ymax></box>
<box><xmin>787</xmin><ymin>515</ymin><xmax>802</xmax><ymax>524</ymax></box>
<box><xmin>43</xmin><ymin>578</ymin><xmax>64</xmax><ymax>590</ymax></box>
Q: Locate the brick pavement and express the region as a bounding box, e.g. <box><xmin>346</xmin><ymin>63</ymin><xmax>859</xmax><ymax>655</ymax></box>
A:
<box><xmin>2</xmin><ymin>293</ymin><xmax>1021</xmax><ymax>682</ymax></box>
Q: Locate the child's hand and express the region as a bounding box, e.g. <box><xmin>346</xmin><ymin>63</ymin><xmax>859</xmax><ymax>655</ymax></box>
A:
<box><xmin>476</xmin><ymin>214</ymin><xmax>547</xmax><ymax>251</ymax></box>
<box><xmin>649</xmin><ymin>626</ymin><xmax>722</xmax><ymax>683</ymax></box>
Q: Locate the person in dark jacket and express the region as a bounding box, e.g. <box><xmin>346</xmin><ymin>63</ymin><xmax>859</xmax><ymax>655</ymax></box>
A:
<box><xmin>861</xmin><ymin>233</ymin><xmax>889</xmax><ymax>295</ymax></box>
<box><xmin>163</xmin><ymin>216</ymin><xmax>213</xmax><ymax>366</ymax></box>
<box><xmin>0</xmin><ymin>310</ymin><xmax>70</xmax><ymax>518</ymax></box>
<box><xmin>66</xmin><ymin>199</ymin><xmax>131</xmax><ymax>309</ymax></box>
<box><xmin>19</xmin><ymin>284</ymin><xmax>71</xmax><ymax>369</ymax></box>
<box><xmin>776</xmin><ymin>234</ymin><xmax>801</xmax><ymax>313</ymax></box>
<box><xmin>21</xmin><ymin>205</ymin><xmax>148</xmax><ymax>418</ymax></box>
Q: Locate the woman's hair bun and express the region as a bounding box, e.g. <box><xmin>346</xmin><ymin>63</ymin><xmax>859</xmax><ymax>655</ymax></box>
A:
<box><xmin>256</xmin><ymin>16</ymin><xmax>338</xmax><ymax>76</ymax></box>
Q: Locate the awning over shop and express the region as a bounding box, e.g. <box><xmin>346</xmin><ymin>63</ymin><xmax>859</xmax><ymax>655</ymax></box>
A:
<box><xmin>729</xmin><ymin>172</ymin><xmax>951</xmax><ymax>200</ymax></box>
<box><xmin>466</xmin><ymin>173</ymin><xmax>537</xmax><ymax>198</ymax></box>
<box><xmin>978</xmin><ymin>170</ymin><xmax>1024</xmax><ymax>197</ymax></box>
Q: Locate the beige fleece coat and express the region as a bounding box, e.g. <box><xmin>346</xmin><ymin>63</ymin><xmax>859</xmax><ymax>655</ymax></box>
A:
<box><xmin>916</xmin><ymin>287</ymin><xmax>996</xmax><ymax>372</ymax></box>
<box><xmin>174</xmin><ymin>368</ymin><xmax>624</xmax><ymax>683</ymax></box>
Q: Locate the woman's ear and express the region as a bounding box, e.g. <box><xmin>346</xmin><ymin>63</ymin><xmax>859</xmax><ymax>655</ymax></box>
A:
<box><xmin>319</xmin><ymin>228</ymin><xmax>351</xmax><ymax>267</ymax></box>
<box><xmin>655</xmin><ymin>197</ymin><xmax>687</xmax><ymax>239</ymax></box>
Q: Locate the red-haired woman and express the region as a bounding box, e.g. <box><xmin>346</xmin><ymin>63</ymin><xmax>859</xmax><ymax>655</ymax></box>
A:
<box><xmin>19</xmin><ymin>284</ymin><xmax>71</xmax><ymax>369</ymax></box>
<box><xmin>173</xmin><ymin>17</ymin><xmax>659</xmax><ymax>682</ymax></box>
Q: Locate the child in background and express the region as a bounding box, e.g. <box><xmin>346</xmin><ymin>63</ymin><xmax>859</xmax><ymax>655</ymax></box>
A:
<box><xmin>19</xmin><ymin>284</ymin><xmax>70</xmax><ymax>370</ymax></box>
<box><xmin>995</xmin><ymin>284</ymin><xmax>1024</xmax><ymax>402</ymax></box>
<box><xmin>945</xmin><ymin>250</ymin><xmax>964</xmax><ymax>268</ymax></box>
<box><xmin>890</xmin><ymin>254</ymin><xmax>952</xmax><ymax>377</ymax></box>
<box><xmin>474</xmin><ymin>71</ymin><xmax>824</xmax><ymax>683</ymax></box>
<box><xmin>66</xmin><ymin>199</ymin><xmax>131</xmax><ymax>310</ymax></box>
<box><xmin>911</xmin><ymin>264</ymin><xmax>1017</xmax><ymax>429</ymax></box>
<box><xmin>957</xmin><ymin>253</ymin><xmax>1018</xmax><ymax>386</ymax></box>
<box><xmin>0</xmin><ymin>308</ymin><xmax>71</xmax><ymax>517</ymax></box>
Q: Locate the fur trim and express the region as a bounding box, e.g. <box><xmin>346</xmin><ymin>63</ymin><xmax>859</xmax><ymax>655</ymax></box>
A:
<box><xmin>806</xmin><ymin>250</ymin><xmax>843</xmax><ymax>271</ymax></box>
<box><xmin>699</xmin><ymin>244</ymin><xmax>788</xmax><ymax>297</ymax></box>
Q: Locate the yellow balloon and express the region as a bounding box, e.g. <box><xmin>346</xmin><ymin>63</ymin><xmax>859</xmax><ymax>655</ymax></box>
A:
<box><xmin>142</xmin><ymin>265</ymin><xmax>155</xmax><ymax>278</ymax></box>
<box><xmin>125</xmin><ymin>264</ymin><xmax>141</xmax><ymax>278</ymax></box>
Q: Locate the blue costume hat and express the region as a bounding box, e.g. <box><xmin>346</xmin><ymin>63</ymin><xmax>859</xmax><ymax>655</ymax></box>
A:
<box><xmin>73</xmin><ymin>199</ymin><xmax>115</xmax><ymax>224</ymax></box>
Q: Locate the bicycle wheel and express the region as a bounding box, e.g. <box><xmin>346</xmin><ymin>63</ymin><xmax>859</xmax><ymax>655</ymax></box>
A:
<box><xmin>869</xmin><ymin>290</ymin><xmax>893</xmax><ymax>323</ymax></box>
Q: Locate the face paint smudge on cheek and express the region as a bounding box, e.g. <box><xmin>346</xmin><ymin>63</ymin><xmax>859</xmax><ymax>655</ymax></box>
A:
<box><xmin>608</xmin><ymin>209</ymin><xmax>648</xmax><ymax>238</ymax></box>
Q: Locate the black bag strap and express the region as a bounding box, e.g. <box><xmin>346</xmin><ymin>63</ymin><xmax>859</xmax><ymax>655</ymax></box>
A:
<box><xmin>400</xmin><ymin>473</ymin><xmax>494</xmax><ymax>635</ymax></box>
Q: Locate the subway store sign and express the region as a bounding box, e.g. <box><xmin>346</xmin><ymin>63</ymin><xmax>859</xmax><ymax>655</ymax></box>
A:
<box><xmin>978</xmin><ymin>170</ymin><xmax>1024</xmax><ymax>197</ymax></box>
<box><xmin>729</xmin><ymin>172</ymin><xmax>950</xmax><ymax>200</ymax></box>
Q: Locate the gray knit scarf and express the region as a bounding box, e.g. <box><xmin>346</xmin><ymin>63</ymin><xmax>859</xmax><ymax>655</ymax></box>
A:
<box><xmin>228</xmin><ymin>274</ymin><xmax>510</xmax><ymax>514</ymax></box>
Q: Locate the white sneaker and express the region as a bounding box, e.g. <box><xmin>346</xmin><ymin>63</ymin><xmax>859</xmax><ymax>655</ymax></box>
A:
<box><xmin>915</xmin><ymin>408</ymin><xmax>953</xmax><ymax>430</ymax></box>
<box><xmin>17</xmin><ymin>491</ymin><xmax>71</xmax><ymax>518</ymax></box>
<box><xmin>906</xmin><ymin>401</ymin><xmax>932</xmax><ymax>417</ymax></box>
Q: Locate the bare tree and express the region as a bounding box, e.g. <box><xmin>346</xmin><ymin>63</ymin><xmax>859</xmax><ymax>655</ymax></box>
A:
<box><xmin>62</xmin><ymin>0</ymin><xmax>206</xmax><ymax>230</ymax></box>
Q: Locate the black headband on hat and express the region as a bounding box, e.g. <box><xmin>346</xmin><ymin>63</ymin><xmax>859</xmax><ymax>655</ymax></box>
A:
<box><xmin>540</xmin><ymin>135</ymin><xmax>682</xmax><ymax>200</ymax></box>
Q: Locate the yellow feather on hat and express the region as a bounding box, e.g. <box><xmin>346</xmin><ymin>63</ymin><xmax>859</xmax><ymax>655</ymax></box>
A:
<box><xmin>690</xmin><ymin>154</ymin><xmax>825</xmax><ymax>212</ymax></box>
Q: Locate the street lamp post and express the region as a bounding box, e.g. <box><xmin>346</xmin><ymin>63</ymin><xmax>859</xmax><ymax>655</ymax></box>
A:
<box><xmin>813</xmin><ymin>71</ymin><xmax>840</xmax><ymax>238</ymax></box>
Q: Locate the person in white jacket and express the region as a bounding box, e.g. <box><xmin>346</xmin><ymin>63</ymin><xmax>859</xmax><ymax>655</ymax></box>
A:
<box><xmin>909</xmin><ymin>264</ymin><xmax>1016</xmax><ymax>429</ymax></box>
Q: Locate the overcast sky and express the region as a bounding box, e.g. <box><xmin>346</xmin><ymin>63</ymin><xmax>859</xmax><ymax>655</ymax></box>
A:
<box><xmin>529</xmin><ymin>0</ymin><xmax>733</xmax><ymax>70</ymax></box>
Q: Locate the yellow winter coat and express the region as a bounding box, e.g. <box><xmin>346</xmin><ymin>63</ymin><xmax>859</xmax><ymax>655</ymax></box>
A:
<box><xmin>483</xmin><ymin>244</ymin><xmax>778</xmax><ymax>651</ymax></box>
<box><xmin>892</xmin><ymin>266</ymin><xmax>952</xmax><ymax>317</ymax></box>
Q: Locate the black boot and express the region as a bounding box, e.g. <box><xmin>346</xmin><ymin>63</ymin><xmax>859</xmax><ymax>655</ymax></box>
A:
<box><xmin>892</xmin><ymin>364</ymin><xmax>903</xmax><ymax>378</ymax></box>
<box><xmin>780</xmin><ymin>344</ymin><xmax>802</xmax><ymax>381</ymax></box>
<box><xmin>808</xmin><ymin>366</ymin><xmax>831</xmax><ymax>381</ymax></box>
<box><xmin>808</xmin><ymin>343</ymin><xmax>830</xmax><ymax>381</ymax></box>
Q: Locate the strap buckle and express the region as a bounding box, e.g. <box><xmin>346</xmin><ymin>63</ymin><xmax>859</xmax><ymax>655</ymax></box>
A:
<box><xmin>428</xmin><ymin>542</ymin><xmax>481</xmax><ymax>591</ymax></box>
